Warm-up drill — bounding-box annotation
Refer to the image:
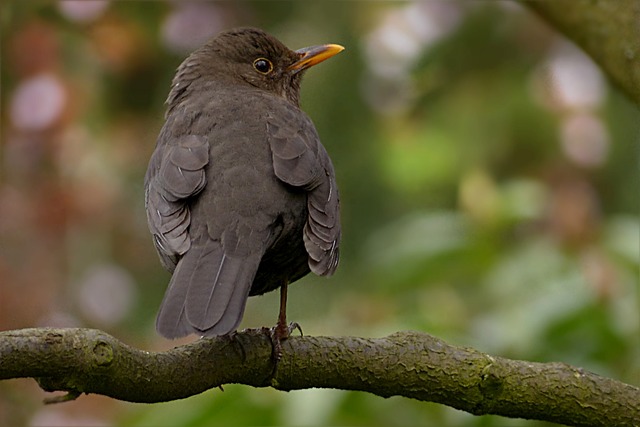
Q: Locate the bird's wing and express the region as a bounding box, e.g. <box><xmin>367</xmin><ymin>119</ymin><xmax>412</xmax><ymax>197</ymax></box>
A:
<box><xmin>144</xmin><ymin>134</ymin><xmax>209</xmax><ymax>272</ymax></box>
<box><xmin>267</xmin><ymin>104</ymin><xmax>340</xmax><ymax>276</ymax></box>
<box><xmin>147</xmin><ymin>128</ymin><xmax>274</xmax><ymax>338</ymax></box>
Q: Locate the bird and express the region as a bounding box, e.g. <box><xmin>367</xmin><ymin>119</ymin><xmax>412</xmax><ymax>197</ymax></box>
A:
<box><xmin>144</xmin><ymin>27</ymin><xmax>343</xmax><ymax>340</ymax></box>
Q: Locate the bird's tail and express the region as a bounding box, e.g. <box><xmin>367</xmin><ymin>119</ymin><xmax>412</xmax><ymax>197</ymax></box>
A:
<box><xmin>156</xmin><ymin>237</ymin><xmax>261</xmax><ymax>339</ymax></box>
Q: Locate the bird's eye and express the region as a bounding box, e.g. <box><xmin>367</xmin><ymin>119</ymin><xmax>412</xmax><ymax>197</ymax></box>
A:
<box><xmin>253</xmin><ymin>58</ymin><xmax>273</xmax><ymax>74</ymax></box>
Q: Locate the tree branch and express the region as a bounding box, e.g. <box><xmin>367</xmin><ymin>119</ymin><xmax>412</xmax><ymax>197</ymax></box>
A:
<box><xmin>1</xmin><ymin>328</ymin><xmax>638</xmax><ymax>426</ymax></box>
<box><xmin>521</xmin><ymin>0</ymin><xmax>640</xmax><ymax>105</ymax></box>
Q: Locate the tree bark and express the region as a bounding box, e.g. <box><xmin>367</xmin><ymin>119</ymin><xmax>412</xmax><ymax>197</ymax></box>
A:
<box><xmin>522</xmin><ymin>0</ymin><xmax>640</xmax><ymax>105</ymax></box>
<box><xmin>1</xmin><ymin>328</ymin><xmax>638</xmax><ymax>426</ymax></box>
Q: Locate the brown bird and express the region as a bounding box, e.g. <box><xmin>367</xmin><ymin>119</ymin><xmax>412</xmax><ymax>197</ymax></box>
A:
<box><xmin>145</xmin><ymin>27</ymin><xmax>343</xmax><ymax>340</ymax></box>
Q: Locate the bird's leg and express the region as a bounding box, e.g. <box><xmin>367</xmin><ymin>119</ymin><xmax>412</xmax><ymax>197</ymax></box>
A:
<box><xmin>275</xmin><ymin>280</ymin><xmax>290</xmax><ymax>340</ymax></box>
<box><xmin>269</xmin><ymin>280</ymin><xmax>303</xmax><ymax>363</ymax></box>
<box><xmin>277</xmin><ymin>280</ymin><xmax>304</xmax><ymax>338</ymax></box>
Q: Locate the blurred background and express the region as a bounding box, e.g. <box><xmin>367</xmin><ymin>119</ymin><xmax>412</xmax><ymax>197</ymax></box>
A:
<box><xmin>1</xmin><ymin>1</ymin><xmax>638</xmax><ymax>426</ymax></box>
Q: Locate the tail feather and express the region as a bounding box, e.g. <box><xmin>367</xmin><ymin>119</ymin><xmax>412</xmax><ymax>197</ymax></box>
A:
<box><xmin>156</xmin><ymin>237</ymin><xmax>261</xmax><ymax>339</ymax></box>
<box><xmin>156</xmin><ymin>254</ymin><xmax>197</xmax><ymax>339</ymax></box>
<box><xmin>203</xmin><ymin>263</ymin><xmax>255</xmax><ymax>335</ymax></box>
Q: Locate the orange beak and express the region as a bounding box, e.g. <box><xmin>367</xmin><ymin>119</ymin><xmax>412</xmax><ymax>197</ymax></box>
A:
<box><xmin>288</xmin><ymin>44</ymin><xmax>345</xmax><ymax>72</ymax></box>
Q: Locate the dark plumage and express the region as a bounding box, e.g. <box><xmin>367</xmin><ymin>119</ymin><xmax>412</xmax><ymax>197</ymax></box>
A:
<box><xmin>144</xmin><ymin>27</ymin><xmax>342</xmax><ymax>339</ymax></box>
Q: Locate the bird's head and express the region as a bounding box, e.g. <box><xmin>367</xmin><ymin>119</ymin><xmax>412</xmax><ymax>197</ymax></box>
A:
<box><xmin>169</xmin><ymin>27</ymin><xmax>344</xmax><ymax>108</ymax></box>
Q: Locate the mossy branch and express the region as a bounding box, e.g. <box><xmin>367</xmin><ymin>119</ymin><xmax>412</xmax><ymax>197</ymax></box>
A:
<box><xmin>1</xmin><ymin>327</ymin><xmax>638</xmax><ymax>426</ymax></box>
<box><xmin>522</xmin><ymin>0</ymin><xmax>640</xmax><ymax>105</ymax></box>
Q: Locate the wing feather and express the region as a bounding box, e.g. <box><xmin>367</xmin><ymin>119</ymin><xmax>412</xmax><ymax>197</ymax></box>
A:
<box><xmin>267</xmin><ymin>104</ymin><xmax>341</xmax><ymax>276</ymax></box>
<box><xmin>145</xmin><ymin>134</ymin><xmax>209</xmax><ymax>271</ymax></box>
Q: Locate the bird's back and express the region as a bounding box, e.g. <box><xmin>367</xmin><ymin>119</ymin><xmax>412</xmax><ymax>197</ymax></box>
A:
<box><xmin>146</xmin><ymin>86</ymin><xmax>315</xmax><ymax>336</ymax></box>
<box><xmin>183</xmin><ymin>88</ymin><xmax>312</xmax><ymax>295</ymax></box>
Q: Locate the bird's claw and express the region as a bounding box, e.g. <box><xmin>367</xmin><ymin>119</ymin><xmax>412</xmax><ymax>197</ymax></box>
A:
<box><xmin>222</xmin><ymin>331</ymin><xmax>247</xmax><ymax>361</ymax></box>
<box><xmin>265</xmin><ymin>322</ymin><xmax>303</xmax><ymax>366</ymax></box>
<box><xmin>275</xmin><ymin>321</ymin><xmax>303</xmax><ymax>342</ymax></box>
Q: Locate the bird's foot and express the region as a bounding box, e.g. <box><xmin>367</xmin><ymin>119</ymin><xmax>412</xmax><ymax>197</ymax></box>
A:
<box><xmin>260</xmin><ymin>321</ymin><xmax>303</xmax><ymax>384</ymax></box>
<box><xmin>221</xmin><ymin>331</ymin><xmax>247</xmax><ymax>362</ymax></box>
<box><xmin>275</xmin><ymin>321</ymin><xmax>303</xmax><ymax>342</ymax></box>
<box><xmin>270</xmin><ymin>321</ymin><xmax>303</xmax><ymax>363</ymax></box>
